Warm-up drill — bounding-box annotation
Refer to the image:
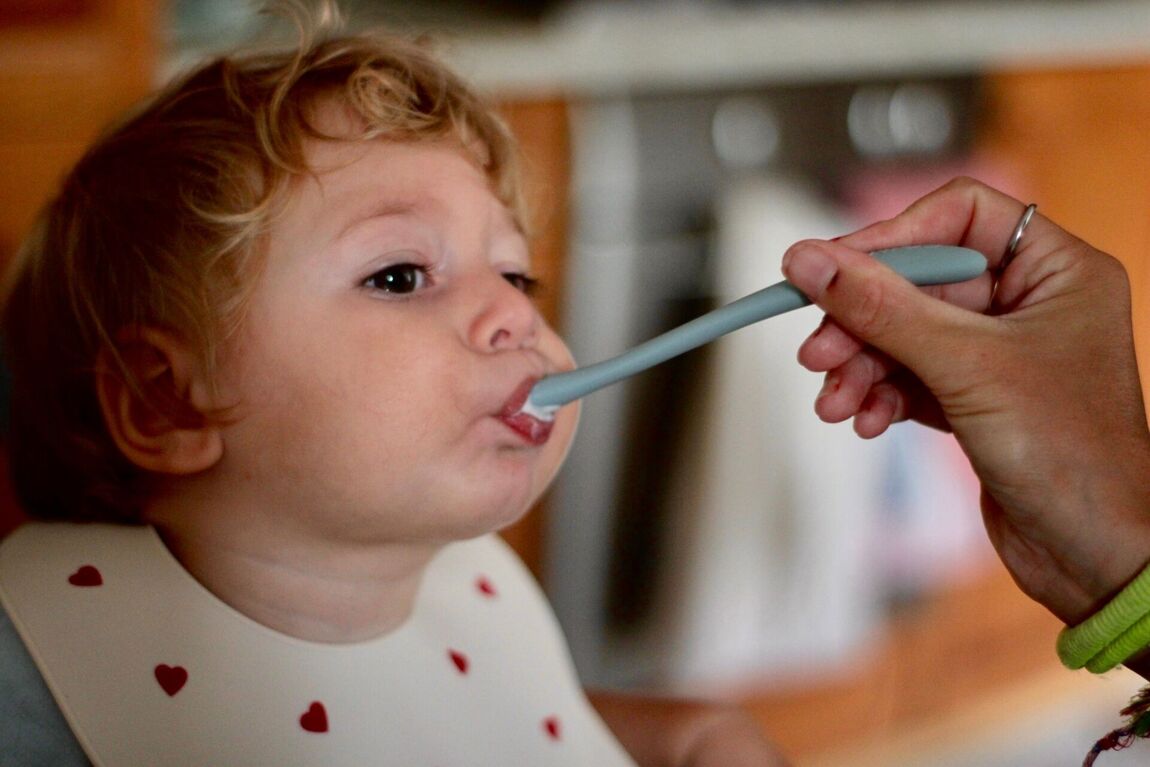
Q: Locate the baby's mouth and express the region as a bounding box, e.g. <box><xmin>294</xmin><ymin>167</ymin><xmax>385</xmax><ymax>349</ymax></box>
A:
<box><xmin>498</xmin><ymin>378</ymin><xmax>554</xmax><ymax>446</ymax></box>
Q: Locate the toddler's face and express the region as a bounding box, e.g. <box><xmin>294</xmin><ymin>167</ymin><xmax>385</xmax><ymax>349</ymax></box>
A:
<box><xmin>208</xmin><ymin>121</ymin><xmax>578</xmax><ymax>544</ymax></box>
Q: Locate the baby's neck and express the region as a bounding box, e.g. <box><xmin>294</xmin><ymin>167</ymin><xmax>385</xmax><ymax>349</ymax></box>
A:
<box><xmin>148</xmin><ymin>514</ymin><xmax>440</xmax><ymax>644</ymax></box>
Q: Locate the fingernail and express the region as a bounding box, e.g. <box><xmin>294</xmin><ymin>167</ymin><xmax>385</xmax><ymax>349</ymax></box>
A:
<box><xmin>817</xmin><ymin>370</ymin><xmax>841</xmax><ymax>401</ymax></box>
<box><xmin>782</xmin><ymin>242</ymin><xmax>837</xmax><ymax>297</ymax></box>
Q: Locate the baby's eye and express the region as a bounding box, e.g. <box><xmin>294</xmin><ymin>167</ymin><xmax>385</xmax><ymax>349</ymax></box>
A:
<box><xmin>503</xmin><ymin>272</ymin><xmax>539</xmax><ymax>296</ymax></box>
<box><xmin>363</xmin><ymin>263</ymin><xmax>431</xmax><ymax>295</ymax></box>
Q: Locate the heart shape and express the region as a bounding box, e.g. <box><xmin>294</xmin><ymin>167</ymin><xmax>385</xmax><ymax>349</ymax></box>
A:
<box><xmin>154</xmin><ymin>664</ymin><xmax>188</xmax><ymax>696</ymax></box>
<box><xmin>475</xmin><ymin>576</ymin><xmax>497</xmax><ymax>597</ymax></box>
<box><xmin>67</xmin><ymin>565</ymin><xmax>103</xmax><ymax>587</ymax></box>
<box><xmin>300</xmin><ymin>701</ymin><xmax>328</xmax><ymax>733</ymax></box>
<box><xmin>448</xmin><ymin>649</ymin><xmax>469</xmax><ymax>675</ymax></box>
<box><xmin>543</xmin><ymin>715</ymin><xmax>561</xmax><ymax>741</ymax></box>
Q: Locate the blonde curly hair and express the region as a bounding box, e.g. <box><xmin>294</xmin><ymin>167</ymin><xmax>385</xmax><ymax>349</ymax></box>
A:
<box><xmin>1</xmin><ymin>4</ymin><xmax>523</xmax><ymax>522</ymax></box>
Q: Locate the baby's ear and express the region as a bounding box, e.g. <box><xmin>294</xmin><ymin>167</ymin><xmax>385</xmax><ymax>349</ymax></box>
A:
<box><xmin>96</xmin><ymin>327</ymin><xmax>224</xmax><ymax>475</ymax></box>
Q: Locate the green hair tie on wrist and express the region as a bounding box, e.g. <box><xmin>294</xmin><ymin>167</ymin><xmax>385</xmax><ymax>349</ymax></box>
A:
<box><xmin>1058</xmin><ymin>562</ymin><xmax>1150</xmax><ymax>673</ymax></box>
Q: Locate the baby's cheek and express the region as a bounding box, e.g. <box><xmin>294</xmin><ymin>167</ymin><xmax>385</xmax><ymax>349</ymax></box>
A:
<box><xmin>534</xmin><ymin>326</ymin><xmax>578</xmax><ymax>487</ymax></box>
<box><xmin>538</xmin><ymin>399</ymin><xmax>579</xmax><ymax>492</ymax></box>
<box><xmin>539</xmin><ymin>324</ymin><xmax>576</xmax><ymax>373</ymax></box>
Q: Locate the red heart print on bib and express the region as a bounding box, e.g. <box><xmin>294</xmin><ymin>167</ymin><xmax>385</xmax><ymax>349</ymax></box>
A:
<box><xmin>448</xmin><ymin>649</ymin><xmax>469</xmax><ymax>674</ymax></box>
<box><xmin>300</xmin><ymin>701</ymin><xmax>329</xmax><ymax>733</ymax></box>
<box><xmin>475</xmin><ymin>576</ymin><xmax>497</xmax><ymax>597</ymax></box>
<box><xmin>154</xmin><ymin>664</ymin><xmax>188</xmax><ymax>696</ymax></box>
<box><xmin>68</xmin><ymin>565</ymin><xmax>103</xmax><ymax>587</ymax></box>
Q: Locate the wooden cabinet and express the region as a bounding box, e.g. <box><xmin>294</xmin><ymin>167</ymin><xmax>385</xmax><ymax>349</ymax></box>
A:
<box><xmin>0</xmin><ymin>0</ymin><xmax>158</xmax><ymax>536</ymax></box>
<box><xmin>0</xmin><ymin>0</ymin><xmax>157</xmax><ymax>258</ymax></box>
<box><xmin>981</xmin><ymin>63</ymin><xmax>1150</xmax><ymax>398</ymax></box>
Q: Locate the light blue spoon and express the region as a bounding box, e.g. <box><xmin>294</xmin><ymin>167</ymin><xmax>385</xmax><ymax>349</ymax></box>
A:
<box><xmin>522</xmin><ymin>245</ymin><xmax>987</xmax><ymax>419</ymax></box>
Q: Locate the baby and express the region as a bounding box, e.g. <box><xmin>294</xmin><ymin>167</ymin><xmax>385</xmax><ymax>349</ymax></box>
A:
<box><xmin>0</xmin><ymin>4</ymin><xmax>781</xmax><ymax>766</ymax></box>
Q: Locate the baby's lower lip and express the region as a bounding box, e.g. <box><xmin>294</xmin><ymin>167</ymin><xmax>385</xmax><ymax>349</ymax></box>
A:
<box><xmin>499</xmin><ymin>379</ymin><xmax>553</xmax><ymax>446</ymax></box>
<box><xmin>499</xmin><ymin>411</ymin><xmax>554</xmax><ymax>446</ymax></box>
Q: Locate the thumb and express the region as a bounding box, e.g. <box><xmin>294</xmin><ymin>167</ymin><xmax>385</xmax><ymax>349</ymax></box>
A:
<box><xmin>781</xmin><ymin>239</ymin><xmax>976</xmax><ymax>385</ymax></box>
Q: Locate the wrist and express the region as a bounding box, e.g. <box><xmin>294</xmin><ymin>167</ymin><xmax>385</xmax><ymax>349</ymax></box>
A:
<box><xmin>1010</xmin><ymin>448</ymin><xmax>1150</xmax><ymax>626</ymax></box>
<box><xmin>1041</xmin><ymin>527</ymin><xmax>1150</xmax><ymax>628</ymax></box>
<box><xmin>1056</xmin><ymin>399</ymin><xmax>1150</xmax><ymax>623</ymax></box>
<box><xmin>1057</xmin><ymin>559</ymin><xmax>1150</xmax><ymax>673</ymax></box>
<box><xmin>1047</xmin><ymin>466</ymin><xmax>1150</xmax><ymax>673</ymax></box>
<box><xmin>1064</xmin><ymin>514</ymin><xmax>1150</xmax><ymax>627</ymax></box>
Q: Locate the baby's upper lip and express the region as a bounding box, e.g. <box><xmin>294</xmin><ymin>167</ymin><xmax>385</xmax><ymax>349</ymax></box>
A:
<box><xmin>499</xmin><ymin>376</ymin><xmax>540</xmax><ymax>419</ymax></box>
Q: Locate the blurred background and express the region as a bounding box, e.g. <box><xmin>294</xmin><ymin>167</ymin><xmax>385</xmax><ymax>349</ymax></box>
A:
<box><xmin>3</xmin><ymin>1</ymin><xmax>1150</xmax><ymax>763</ymax></box>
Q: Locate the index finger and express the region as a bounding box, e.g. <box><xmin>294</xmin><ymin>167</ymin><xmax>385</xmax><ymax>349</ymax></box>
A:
<box><xmin>836</xmin><ymin>176</ymin><xmax>1030</xmax><ymax>271</ymax></box>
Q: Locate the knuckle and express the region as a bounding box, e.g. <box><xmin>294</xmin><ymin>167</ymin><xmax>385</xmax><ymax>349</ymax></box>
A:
<box><xmin>946</xmin><ymin>175</ymin><xmax>981</xmax><ymax>193</ymax></box>
<box><xmin>939</xmin><ymin>175</ymin><xmax>985</xmax><ymax>200</ymax></box>
<box><xmin>1072</xmin><ymin>246</ymin><xmax>1133</xmax><ymax>299</ymax></box>
<box><xmin>849</xmin><ymin>279</ymin><xmax>895</xmax><ymax>339</ymax></box>
<box><xmin>1096</xmin><ymin>250</ymin><xmax>1131</xmax><ymax>287</ymax></box>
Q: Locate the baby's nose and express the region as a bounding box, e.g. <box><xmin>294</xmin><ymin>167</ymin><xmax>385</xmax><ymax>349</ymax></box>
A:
<box><xmin>467</xmin><ymin>273</ymin><xmax>540</xmax><ymax>352</ymax></box>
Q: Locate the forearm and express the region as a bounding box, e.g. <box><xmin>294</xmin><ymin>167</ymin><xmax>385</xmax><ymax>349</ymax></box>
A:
<box><xmin>587</xmin><ymin>690</ymin><xmax>787</xmax><ymax>767</ymax></box>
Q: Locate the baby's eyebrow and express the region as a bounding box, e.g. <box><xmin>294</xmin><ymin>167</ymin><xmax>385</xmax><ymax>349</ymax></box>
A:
<box><xmin>337</xmin><ymin>199</ymin><xmax>422</xmax><ymax>240</ymax></box>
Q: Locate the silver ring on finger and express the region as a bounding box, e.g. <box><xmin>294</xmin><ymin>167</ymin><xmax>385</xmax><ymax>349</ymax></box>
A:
<box><xmin>1001</xmin><ymin>203</ymin><xmax>1038</xmax><ymax>271</ymax></box>
<box><xmin>993</xmin><ymin>203</ymin><xmax>1037</xmax><ymax>306</ymax></box>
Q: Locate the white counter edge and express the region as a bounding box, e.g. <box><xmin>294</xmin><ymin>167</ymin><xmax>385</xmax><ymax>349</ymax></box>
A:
<box><xmin>167</xmin><ymin>0</ymin><xmax>1150</xmax><ymax>98</ymax></box>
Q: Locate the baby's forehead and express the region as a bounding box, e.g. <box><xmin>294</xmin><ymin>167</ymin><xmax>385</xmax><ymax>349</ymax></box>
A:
<box><xmin>269</xmin><ymin>138</ymin><xmax>523</xmax><ymax>262</ymax></box>
<box><xmin>297</xmin><ymin>139</ymin><xmax>495</xmax><ymax>214</ymax></box>
<box><xmin>280</xmin><ymin>95</ymin><xmax>523</xmax><ymax>235</ymax></box>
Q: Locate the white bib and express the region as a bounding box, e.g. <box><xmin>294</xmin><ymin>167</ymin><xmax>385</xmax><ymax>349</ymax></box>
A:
<box><xmin>0</xmin><ymin>523</ymin><xmax>635</xmax><ymax>766</ymax></box>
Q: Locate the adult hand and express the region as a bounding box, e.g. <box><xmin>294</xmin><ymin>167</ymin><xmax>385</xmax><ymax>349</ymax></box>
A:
<box><xmin>781</xmin><ymin>177</ymin><xmax>1150</xmax><ymax>629</ymax></box>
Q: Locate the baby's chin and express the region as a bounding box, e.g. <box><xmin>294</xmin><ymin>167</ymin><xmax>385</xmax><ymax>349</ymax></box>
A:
<box><xmin>451</xmin><ymin>494</ymin><xmax>540</xmax><ymax>543</ymax></box>
<box><xmin>449</xmin><ymin>402</ymin><xmax>577</xmax><ymax>541</ymax></box>
<box><xmin>541</xmin><ymin>398</ymin><xmax>580</xmax><ymax>478</ymax></box>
